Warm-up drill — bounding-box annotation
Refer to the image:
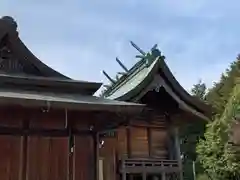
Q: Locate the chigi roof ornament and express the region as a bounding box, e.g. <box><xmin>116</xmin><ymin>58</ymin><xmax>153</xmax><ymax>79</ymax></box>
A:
<box><xmin>116</xmin><ymin>57</ymin><xmax>129</xmax><ymax>73</ymax></box>
<box><xmin>130</xmin><ymin>41</ymin><xmax>146</xmax><ymax>55</ymax></box>
<box><xmin>102</xmin><ymin>70</ymin><xmax>116</xmax><ymax>84</ymax></box>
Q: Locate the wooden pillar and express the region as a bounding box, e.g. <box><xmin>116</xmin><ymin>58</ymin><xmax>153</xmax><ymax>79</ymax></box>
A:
<box><xmin>126</xmin><ymin>126</ymin><xmax>131</xmax><ymax>158</ymax></box>
<box><xmin>166</xmin><ymin>114</ymin><xmax>175</xmax><ymax>160</ymax></box>
<box><xmin>122</xmin><ymin>158</ymin><xmax>127</xmax><ymax>180</ymax></box>
<box><xmin>122</xmin><ymin>171</ymin><xmax>127</xmax><ymax>180</ymax></box>
<box><xmin>67</xmin><ymin>120</ymin><xmax>74</xmax><ymax>180</ymax></box>
<box><xmin>161</xmin><ymin>161</ymin><xmax>166</xmax><ymax>180</ymax></box>
<box><xmin>93</xmin><ymin>132</ymin><xmax>99</xmax><ymax>180</ymax></box>
<box><xmin>20</xmin><ymin>119</ymin><xmax>29</xmax><ymax>180</ymax></box>
<box><xmin>167</xmin><ymin>130</ymin><xmax>175</xmax><ymax>160</ymax></box>
<box><xmin>174</xmin><ymin>127</ymin><xmax>183</xmax><ymax>180</ymax></box>
<box><xmin>147</xmin><ymin>126</ymin><xmax>152</xmax><ymax>157</ymax></box>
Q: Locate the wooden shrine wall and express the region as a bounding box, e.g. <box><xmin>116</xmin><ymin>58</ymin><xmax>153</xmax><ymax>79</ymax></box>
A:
<box><xmin>118</xmin><ymin>115</ymin><xmax>168</xmax><ymax>159</ymax></box>
<box><xmin>0</xmin><ymin>107</ymin><xmax>94</xmax><ymax>180</ymax></box>
<box><xmin>0</xmin><ymin>135</ymin><xmax>21</xmax><ymax>180</ymax></box>
<box><xmin>100</xmin><ymin>115</ymin><xmax>169</xmax><ymax>161</ymax></box>
<box><xmin>0</xmin><ymin>109</ymin><xmax>22</xmax><ymax>180</ymax></box>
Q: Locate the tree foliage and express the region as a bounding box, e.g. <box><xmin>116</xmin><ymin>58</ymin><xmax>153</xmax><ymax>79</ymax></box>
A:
<box><xmin>191</xmin><ymin>80</ymin><xmax>207</xmax><ymax>100</ymax></box>
<box><xmin>206</xmin><ymin>56</ymin><xmax>240</xmax><ymax>114</ymax></box>
<box><xmin>180</xmin><ymin>80</ymin><xmax>208</xmax><ymax>179</ymax></box>
<box><xmin>181</xmin><ymin>80</ymin><xmax>208</xmax><ymax>161</ymax></box>
<box><xmin>182</xmin><ymin>55</ymin><xmax>240</xmax><ymax>179</ymax></box>
<box><xmin>197</xmin><ymin>174</ymin><xmax>211</xmax><ymax>180</ymax></box>
<box><xmin>197</xmin><ymin>83</ymin><xmax>240</xmax><ymax>180</ymax></box>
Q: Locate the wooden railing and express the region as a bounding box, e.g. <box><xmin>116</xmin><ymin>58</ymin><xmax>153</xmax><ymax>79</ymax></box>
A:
<box><xmin>119</xmin><ymin>158</ymin><xmax>180</xmax><ymax>173</ymax></box>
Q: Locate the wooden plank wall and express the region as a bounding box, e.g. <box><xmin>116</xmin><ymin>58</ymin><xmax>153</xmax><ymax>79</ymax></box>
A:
<box><xmin>150</xmin><ymin>129</ymin><xmax>167</xmax><ymax>158</ymax></box>
<box><xmin>74</xmin><ymin>136</ymin><xmax>94</xmax><ymax>180</ymax></box>
<box><xmin>115</xmin><ymin>115</ymin><xmax>169</xmax><ymax>159</ymax></box>
<box><xmin>0</xmin><ymin>110</ymin><xmax>22</xmax><ymax>180</ymax></box>
<box><xmin>26</xmin><ymin>111</ymin><xmax>68</xmax><ymax>180</ymax></box>
<box><xmin>0</xmin><ymin>135</ymin><xmax>21</xmax><ymax>180</ymax></box>
<box><xmin>117</xmin><ymin>127</ymin><xmax>128</xmax><ymax>157</ymax></box>
<box><xmin>27</xmin><ymin>137</ymin><xmax>68</xmax><ymax>180</ymax></box>
<box><xmin>150</xmin><ymin>115</ymin><xmax>168</xmax><ymax>158</ymax></box>
<box><xmin>130</xmin><ymin>127</ymin><xmax>148</xmax><ymax>157</ymax></box>
<box><xmin>0</xmin><ymin>108</ymin><xmax>95</xmax><ymax>180</ymax></box>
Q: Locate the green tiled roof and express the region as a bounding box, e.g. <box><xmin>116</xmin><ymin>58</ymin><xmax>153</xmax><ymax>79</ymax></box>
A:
<box><xmin>101</xmin><ymin>45</ymin><xmax>165</xmax><ymax>99</ymax></box>
<box><xmin>100</xmin><ymin>44</ymin><xmax>213</xmax><ymax>119</ymax></box>
<box><xmin>105</xmin><ymin>57</ymin><xmax>161</xmax><ymax>100</ymax></box>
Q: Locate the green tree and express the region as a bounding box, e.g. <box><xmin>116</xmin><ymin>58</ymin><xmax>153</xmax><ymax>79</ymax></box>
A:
<box><xmin>197</xmin><ymin>83</ymin><xmax>240</xmax><ymax>180</ymax></box>
<box><xmin>181</xmin><ymin>80</ymin><xmax>208</xmax><ymax>180</ymax></box>
<box><xmin>197</xmin><ymin>174</ymin><xmax>211</xmax><ymax>180</ymax></box>
<box><xmin>206</xmin><ymin>55</ymin><xmax>240</xmax><ymax>114</ymax></box>
<box><xmin>181</xmin><ymin>80</ymin><xmax>208</xmax><ymax>160</ymax></box>
<box><xmin>181</xmin><ymin>55</ymin><xmax>240</xmax><ymax>180</ymax></box>
<box><xmin>191</xmin><ymin>80</ymin><xmax>207</xmax><ymax>100</ymax></box>
<box><xmin>184</xmin><ymin>55</ymin><xmax>240</xmax><ymax>179</ymax></box>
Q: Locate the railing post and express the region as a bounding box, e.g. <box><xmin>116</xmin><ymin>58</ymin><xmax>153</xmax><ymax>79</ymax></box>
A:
<box><xmin>161</xmin><ymin>161</ymin><xmax>166</xmax><ymax>180</ymax></box>
<box><xmin>142</xmin><ymin>172</ymin><xmax>147</xmax><ymax>180</ymax></box>
<box><xmin>122</xmin><ymin>158</ymin><xmax>126</xmax><ymax>180</ymax></box>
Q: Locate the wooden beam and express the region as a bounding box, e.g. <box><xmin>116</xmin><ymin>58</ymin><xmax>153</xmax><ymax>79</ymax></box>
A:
<box><xmin>97</xmin><ymin>120</ymin><xmax>129</xmax><ymax>134</ymax></box>
<box><xmin>122</xmin><ymin>167</ymin><xmax>180</xmax><ymax>174</ymax></box>
<box><xmin>0</xmin><ymin>126</ymin><xmax>92</xmax><ymax>136</ymax></box>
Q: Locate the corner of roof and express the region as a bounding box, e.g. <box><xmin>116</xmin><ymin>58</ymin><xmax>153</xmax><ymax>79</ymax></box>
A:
<box><xmin>0</xmin><ymin>16</ymin><xmax>71</xmax><ymax>79</ymax></box>
<box><xmin>0</xmin><ymin>16</ymin><xmax>17</xmax><ymax>30</ymax></box>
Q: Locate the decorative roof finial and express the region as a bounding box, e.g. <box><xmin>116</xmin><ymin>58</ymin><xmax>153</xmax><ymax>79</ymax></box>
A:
<box><xmin>151</xmin><ymin>44</ymin><xmax>158</xmax><ymax>51</ymax></box>
<box><xmin>133</xmin><ymin>43</ymin><xmax>165</xmax><ymax>67</ymax></box>
<box><xmin>1</xmin><ymin>16</ymin><xmax>17</xmax><ymax>30</ymax></box>
<box><xmin>150</xmin><ymin>44</ymin><xmax>161</xmax><ymax>58</ymax></box>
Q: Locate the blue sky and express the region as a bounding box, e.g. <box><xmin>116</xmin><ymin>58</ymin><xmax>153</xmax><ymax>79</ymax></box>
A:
<box><xmin>1</xmin><ymin>0</ymin><xmax>240</xmax><ymax>92</ymax></box>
